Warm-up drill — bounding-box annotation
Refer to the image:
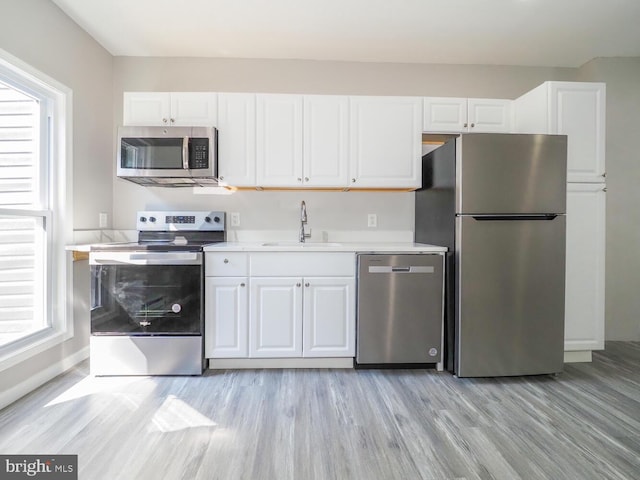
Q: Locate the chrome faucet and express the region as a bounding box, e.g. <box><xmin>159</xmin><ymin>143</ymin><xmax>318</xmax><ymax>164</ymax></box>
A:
<box><xmin>299</xmin><ymin>201</ymin><xmax>311</xmax><ymax>243</ymax></box>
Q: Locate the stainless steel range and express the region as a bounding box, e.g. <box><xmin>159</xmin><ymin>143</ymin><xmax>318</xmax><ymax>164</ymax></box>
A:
<box><xmin>89</xmin><ymin>210</ymin><xmax>225</xmax><ymax>376</ymax></box>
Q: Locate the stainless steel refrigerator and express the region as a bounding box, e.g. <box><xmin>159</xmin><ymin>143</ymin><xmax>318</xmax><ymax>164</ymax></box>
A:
<box><xmin>415</xmin><ymin>133</ymin><xmax>567</xmax><ymax>377</ymax></box>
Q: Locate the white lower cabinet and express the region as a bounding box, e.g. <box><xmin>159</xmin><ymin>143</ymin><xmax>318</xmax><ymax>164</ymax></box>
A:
<box><xmin>303</xmin><ymin>277</ymin><xmax>356</xmax><ymax>357</ymax></box>
<box><xmin>204</xmin><ymin>277</ymin><xmax>248</xmax><ymax>358</ymax></box>
<box><xmin>249</xmin><ymin>277</ymin><xmax>303</xmax><ymax>357</ymax></box>
<box><xmin>205</xmin><ymin>252</ymin><xmax>356</xmax><ymax>360</ymax></box>
<box><xmin>249</xmin><ymin>276</ymin><xmax>356</xmax><ymax>358</ymax></box>
<box><xmin>564</xmin><ymin>183</ymin><xmax>606</xmax><ymax>352</ymax></box>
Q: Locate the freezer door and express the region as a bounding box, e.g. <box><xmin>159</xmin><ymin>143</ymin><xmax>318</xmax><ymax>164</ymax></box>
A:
<box><xmin>457</xmin><ymin>133</ymin><xmax>567</xmax><ymax>214</ymax></box>
<box><xmin>456</xmin><ymin>214</ymin><xmax>566</xmax><ymax>377</ymax></box>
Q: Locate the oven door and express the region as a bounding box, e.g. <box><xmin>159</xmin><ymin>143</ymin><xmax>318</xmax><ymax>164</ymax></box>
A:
<box><xmin>90</xmin><ymin>251</ymin><xmax>202</xmax><ymax>335</ymax></box>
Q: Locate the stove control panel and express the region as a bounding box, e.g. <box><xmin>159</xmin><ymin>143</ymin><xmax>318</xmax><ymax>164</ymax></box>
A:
<box><xmin>137</xmin><ymin>211</ymin><xmax>225</xmax><ymax>231</ymax></box>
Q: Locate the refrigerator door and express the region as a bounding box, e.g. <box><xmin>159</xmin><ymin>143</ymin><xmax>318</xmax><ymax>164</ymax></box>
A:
<box><xmin>455</xmin><ymin>214</ymin><xmax>566</xmax><ymax>377</ymax></box>
<box><xmin>456</xmin><ymin>134</ymin><xmax>567</xmax><ymax>215</ymax></box>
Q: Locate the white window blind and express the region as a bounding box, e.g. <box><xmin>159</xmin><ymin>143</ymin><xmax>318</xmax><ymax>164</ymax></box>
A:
<box><xmin>0</xmin><ymin>80</ymin><xmax>46</xmax><ymax>346</ymax></box>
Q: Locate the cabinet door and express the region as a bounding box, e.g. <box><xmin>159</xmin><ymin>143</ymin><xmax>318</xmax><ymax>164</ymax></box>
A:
<box><xmin>467</xmin><ymin>98</ymin><xmax>511</xmax><ymax>133</ymax></box>
<box><xmin>249</xmin><ymin>277</ymin><xmax>303</xmax><ymax>357</ymax></box>
<box><xmin>123</xmin><ymin>92</ymin><xmax>171</xmax><ymax>126</ymax></box>
<box><xmin>423</xmin><ymin>97</ymin><xmax>468</xmax><ymax>132</ymax></box>
<box><xmin>170</xmin><ymin>92</ymin><xmax>218</xmax><ymax>126</ymax></box>
<box><xmin>565</xmin><ymin>183</ymin><xmax>606</xmax><ymax>351</ymax></box>
<box><xmin>350</xmin><ymin>96</ymin><xmax>422</xmax><ymax>188</ymax></box>
<box><xmin>303</xmin><ymin>95</ymin><xmax>349</xmax><ymax>187</ymax></box>
<box><xmin>256</xmin><ymin>94</ymin><xmax>303</xmax><ymax>187</ymax></box>
<box><xmin>204</xmin><ymin>277</ymin><xmax>248</xmax><ymax>358</ymax></box>
<box><xmin>550</xmin><ymin>82</ymin><xmax>606</xmax><ymax>182</ymax></box>
<box><xmin>217</xmin><ymin>93</ymin><xmax>256</xmax><ymax>186</ymax></box>
<box><xmin>303</xmin><ymin>277</ymin><xmax>355</xmax><ymax>357</ymax></box>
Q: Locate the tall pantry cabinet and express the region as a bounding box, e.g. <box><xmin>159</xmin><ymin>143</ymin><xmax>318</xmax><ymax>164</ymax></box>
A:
<box><xmin>513</xmin><ymin>81</ymin><xmax>606</xmax><ymax>360</ymax></box>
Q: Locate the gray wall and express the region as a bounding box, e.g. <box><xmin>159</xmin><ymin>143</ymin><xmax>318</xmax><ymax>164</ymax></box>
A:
<box><xmin>0</xmin><ymin>0</ymin><xmax>112</xmax><ymax>395</ymax></box>
<box><xmin>577</xmin><ymin>58</ymin><xmax>640</xmax><ymax>341</ymax></box>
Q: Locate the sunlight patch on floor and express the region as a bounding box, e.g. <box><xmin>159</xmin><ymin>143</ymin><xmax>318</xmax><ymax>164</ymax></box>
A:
<box><xmin>149</xmin><ymin>394</ymin><xmax>217</xmax><ymax>433</ymax></box>
<box><xmin>45</xmin><ymin>375</ymin><xmax>156</xmax><ymax>408</ymax></box>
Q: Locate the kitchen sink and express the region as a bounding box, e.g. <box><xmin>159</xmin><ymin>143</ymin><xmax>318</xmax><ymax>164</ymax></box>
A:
<box><xmin>261</xmin><ymin>242</ymin><xmax>343</xmax><ymax>248</ymax></box>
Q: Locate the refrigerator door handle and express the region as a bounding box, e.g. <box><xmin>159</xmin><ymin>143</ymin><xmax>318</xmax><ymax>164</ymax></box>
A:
<box><xmin>470</xmin><ymin>214</ymin><xmax>559</xmax><ymax>221</ymax></box>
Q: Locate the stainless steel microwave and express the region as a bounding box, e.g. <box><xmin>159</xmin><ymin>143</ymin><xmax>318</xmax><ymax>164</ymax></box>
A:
<box><xmin>117</xmin><ymin>126</ymin><xmax>218</xmax><ymax>186</ymax></box>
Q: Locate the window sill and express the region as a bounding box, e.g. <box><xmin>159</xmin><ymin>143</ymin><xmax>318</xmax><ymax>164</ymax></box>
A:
<box><xmin>0</xmin><ymin>327</ymin><xmax>74</xmax><ymax>373</ymax></box>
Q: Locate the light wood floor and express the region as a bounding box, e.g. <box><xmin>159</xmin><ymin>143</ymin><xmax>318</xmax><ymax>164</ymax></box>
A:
<box><xmin>1</xmin><ymin>342</ymin><xmax>639</xmax><ymax>480</ymax></box>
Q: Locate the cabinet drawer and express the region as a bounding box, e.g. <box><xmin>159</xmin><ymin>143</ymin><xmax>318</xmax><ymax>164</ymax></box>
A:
<box><xmin>205</xmin><ymin>253</ymin><xmax>249</xmax><ymax>276</ymax></box>
<box><xmin>250</xmin><ymin>253</ymin><xmax>355</xmax><ymax>277</ymax></box>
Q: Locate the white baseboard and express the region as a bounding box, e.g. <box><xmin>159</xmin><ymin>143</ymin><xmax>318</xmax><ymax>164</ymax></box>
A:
<box><xmin>564</xmin><ymin>350</ymin><xmax>592</xmax><ymax>363</ymax></box>
<box><xmin>208</xmin><ymin>357</ymin><xmax>354</xmax><ymax>369</ymax></box>
<box><xmin>0</xmin><ymin>346</ymin><xmax>89</xmax><ymax>411</ymax></box>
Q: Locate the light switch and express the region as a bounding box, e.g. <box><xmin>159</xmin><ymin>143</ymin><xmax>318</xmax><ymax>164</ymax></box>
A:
<box><xmin>367</xmin><ymin>214</ymin><xmax>377</xmax><ymax>228</ymax></box>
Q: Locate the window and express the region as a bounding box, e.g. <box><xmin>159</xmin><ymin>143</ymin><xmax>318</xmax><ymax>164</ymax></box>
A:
<box><xmin>0</xmin><ymin>48</ymin><xmax>72</xmax><ymax>368</ymax></box>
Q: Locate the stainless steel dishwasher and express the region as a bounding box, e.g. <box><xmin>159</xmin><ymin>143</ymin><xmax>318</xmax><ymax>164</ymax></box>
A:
<box><xmin>356</xmin><ymin>254</ymin><xmax>445</xmax><ymax>370</ymax></box>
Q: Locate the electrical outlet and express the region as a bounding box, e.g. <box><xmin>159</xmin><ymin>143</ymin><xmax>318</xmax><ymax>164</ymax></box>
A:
<box><xmin>367</xmin><ymin>213</ymin><xmax>377</xmax><ymax>228</ymax></box>
<box><xmin>230</xmin><ymin>212</ymin><xmax>240</xmax><ymax>227</ymax></box>
<box><xmin>99</xmin><ymin>212</ymin><xmax>108</xmax><ymax>229</ymax></box>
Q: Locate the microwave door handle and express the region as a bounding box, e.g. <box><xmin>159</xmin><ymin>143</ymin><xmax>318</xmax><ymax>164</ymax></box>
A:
<box><xmin>182</xmin><ymin>136</ymin><xmax>189</xmax><ymax>170</ymax></box>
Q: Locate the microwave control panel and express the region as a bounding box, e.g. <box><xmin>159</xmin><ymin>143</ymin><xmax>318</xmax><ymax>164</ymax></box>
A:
<box><xmin>189</xmin><ymin>138</ymin><xmax>209</xmax><ymax>169</ymax></box>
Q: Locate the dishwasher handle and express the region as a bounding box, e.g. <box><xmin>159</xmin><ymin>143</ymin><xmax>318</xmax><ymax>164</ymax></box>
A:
<box><xmin>368</xmin><ymin>266</ymin><xmax>435</xmax><ymax>274</ymax></box>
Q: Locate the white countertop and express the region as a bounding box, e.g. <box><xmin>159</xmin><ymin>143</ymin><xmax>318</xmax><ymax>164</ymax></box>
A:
<box><xmin>203</xmin><ymin>241</ymin><xmax>447</xmax><ymax>253</ymax></box>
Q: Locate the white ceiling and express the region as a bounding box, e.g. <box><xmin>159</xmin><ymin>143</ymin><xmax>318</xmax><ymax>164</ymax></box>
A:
<box><xmin>51</xmin><ymin>0</ymin><xmax>640</xmax><ymax>68</ymax></box>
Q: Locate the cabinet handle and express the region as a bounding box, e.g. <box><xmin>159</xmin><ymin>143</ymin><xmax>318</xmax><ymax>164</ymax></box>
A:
<box><xmin>305</xmin><ymin>282</ymin><xmax>310</xmax><ymax>287</ymax></box>
<box><xmin>170</xmin><ymin>118</ymin><xmax>175</xmax><ymax>123</ymax></box>
<box><xmin>602</xmin><ymin>172</ymin><xmax>607</xmax><ymax>178</ymax></box>
<box><xmin>162</xmin><ymin>118</ymin><xmax>168</xmax><ymax>124</ymax></box>
<box><xmin>471</xmin><ymin>123</ymin><xmax>475</xmax><ymax>128</ymax></box>
<box><xmin>219</xmin><ymin>175</ymin><xmax>224</xmax><ymax>181</ymax></box>
<box><xmin>352</xmin><ymin>178</ymin><xmax>356</xmax><ymax>183</ymax></box>
<box><xmin>463</xmin><ymin>123</ymin><xmax>468</xmax><ymax>128</ymax></box>
<box><xmin>296</xmin><ymin>283</ymin><xmax>301</xmax><ymax>287</ymax></box>
<box><xmin>223</xmin><ymin>259</ymin><xmax>229</xmax><ymax>264</ymax></box>
<box><xmin>240</xmin><ymin>283</ymin><xmax>245</xmax><ymax>287</ymax></box>
<box><xmin>603</xmin><ymin>187</ymin><xmax>607</xmax><ymax>192</ymax></box>
<box><xmin>304</xmin><ymin>177</ymin><xmax>309</xmax><ymax>182</ymax></box>
<box><xmin>297</xmin><ymin>178</ymin><xmax>302</xmax><ymax>182</ymax></box>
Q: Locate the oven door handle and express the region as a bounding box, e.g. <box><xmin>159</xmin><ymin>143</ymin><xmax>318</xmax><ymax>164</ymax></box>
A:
<box><xmin>90</xmin><ymin>251</ymin><xmax>202</xmax><ymax>266</ymax></box>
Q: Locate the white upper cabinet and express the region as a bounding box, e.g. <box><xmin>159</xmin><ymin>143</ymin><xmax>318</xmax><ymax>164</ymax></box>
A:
<box><xmin>512</xmin><ymin>81</ymin><xmax>606</xmax><ymax>182</ymax></box>
<box><xmin>123</xmin><ymin>92</ymin><xmax>170</xmax><ymax>126</ymax></box>
<box><xmin>123</xmin><ymin>92</ymin><xmax>217</xmax><ymax>126</ymax></box>
<box><xmin>303</xmin><ymin>95</ymin><xmax>349</xmax><ymax>187</ymax></box>
<box><xmin>217</xmin><ymin>93</ymin><xmax>256</xmax><ymax>186</ymax></box>
<box><xmin>423</xmin><ymin>97</ymin><xmax>467</xmax><ymax>132</ymax></box>
<box><xmin>467</xmin><ymin>98</ymin><xmax>512</xmax><ymax>132</ymax></box>
<box><xmin>349</xmin><ymin>96</ymin><xmax>422</xmax><ymax>188</ymax></box>
<box><xmin>256</xmin><ymin>94</ymin><xmax>304</xmax><ymax>187</ymax></box>
<box><xmin>423</xmin><ymin>97</ymin><xmax>511</xmax><ymax>133</ymax></box>
<box><xmin>255</xmin><ymin>94</ymin><xmax>349</xmax><ymax>188</ymax></box>
<box><xmin>565</xmin><ymin>183</ymin><xmax>606</xmax><ymax>352</ymax></box>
